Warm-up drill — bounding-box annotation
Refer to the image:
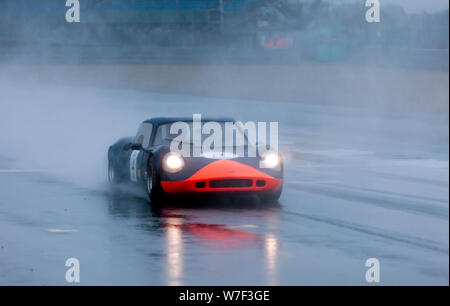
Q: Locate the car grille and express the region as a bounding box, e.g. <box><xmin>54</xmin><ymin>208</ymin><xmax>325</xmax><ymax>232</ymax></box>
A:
<box><xmin>209</xmin><ymin>179</ymin><xmax>253</xmax><ymax>188</ymax></box>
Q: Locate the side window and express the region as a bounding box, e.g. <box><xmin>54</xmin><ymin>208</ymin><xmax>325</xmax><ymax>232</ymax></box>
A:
<box><xmin>153</xmin><ymin>125</ymin><xmax>168</xmax><ymax>146</ymax></box>
<box><xmin>135</xmin><ymin>123</ymin><xmax>153</xmax><ymax>148</ymax></box>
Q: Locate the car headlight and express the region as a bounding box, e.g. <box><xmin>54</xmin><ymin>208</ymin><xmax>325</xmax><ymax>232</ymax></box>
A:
<box><xmin>163</xmin><ymin>152</ymin><xmax>185</xmax><ymax>173</ymax></box>
<box><xmin>260</xmin><ymin>151</ymin><xmax>280</xmax><ymax>168</ymax></box>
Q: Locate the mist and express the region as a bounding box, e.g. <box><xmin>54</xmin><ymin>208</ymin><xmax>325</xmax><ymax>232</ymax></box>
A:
<box><xmin>0</xmin><ymin>0</ymin><xmax>448</xmax><ymax>286</ymax></box>
<box><xmin>0</xmin><ymin>0</ymin><xmax>448</xmax><ymax>189</ymax></box>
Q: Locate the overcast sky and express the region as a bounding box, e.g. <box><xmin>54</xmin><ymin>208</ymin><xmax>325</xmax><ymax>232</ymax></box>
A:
<box><xmin>328</xmin><ymin>0</ymin><xmax>449</xmax><ymax>13</ymax></box>
<box><xmin>384</xmin><ymin>0</ymin><xmax>448</xmax><ymax>13</ymax></box>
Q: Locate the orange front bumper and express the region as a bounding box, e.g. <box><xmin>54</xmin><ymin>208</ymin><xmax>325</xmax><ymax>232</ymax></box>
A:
<box><xmin>160</xmin><ymin>159</ymin><xmax>282</xmax><ymax>195</ymax></box>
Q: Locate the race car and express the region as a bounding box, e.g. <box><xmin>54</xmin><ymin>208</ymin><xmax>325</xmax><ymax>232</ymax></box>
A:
<box><xmin>107</xmin><ymin>117</ymin><xmax>283</xmax><ymax>203</ymax></box>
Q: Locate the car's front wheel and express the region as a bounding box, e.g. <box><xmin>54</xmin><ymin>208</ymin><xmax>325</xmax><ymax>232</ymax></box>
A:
<box><xmin>259</xmin><ymin>186</ymin><xmax>282</xmax><ymax>204</ymax></box>
<box><xmin>146</xmin><ymin>158</ymin><xmax>165</xmax><ymax>204</ymax></box>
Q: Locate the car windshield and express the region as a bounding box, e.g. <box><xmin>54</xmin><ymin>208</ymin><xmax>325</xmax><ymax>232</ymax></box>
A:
<box><xmin>153</xmin><ymin>121</ymin><xmax>249</xmax><ymax>147</ymax></box>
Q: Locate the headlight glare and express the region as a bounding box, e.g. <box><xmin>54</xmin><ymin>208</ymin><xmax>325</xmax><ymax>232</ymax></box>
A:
<box><xmin>261</xmin><ymin>151</ymin><xmax>280</xmax><ymax>168</ymax></box>
<box><xmin>163</xmin><ymin>152</ymin><xmax>184</xmax><ymax>173</ymax></box>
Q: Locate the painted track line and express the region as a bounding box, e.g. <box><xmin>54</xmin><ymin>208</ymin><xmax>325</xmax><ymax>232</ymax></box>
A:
<box><xmin>0</xmin><ymin>169</ymin><xmax>44</xmax><ymax>173</ymax></box>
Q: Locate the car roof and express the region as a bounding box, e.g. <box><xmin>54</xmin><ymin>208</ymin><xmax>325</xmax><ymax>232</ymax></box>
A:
<box><xmin>143</xmin><ymin>117</ymin><xmax>236</xmax><ymax>126</ymax></box>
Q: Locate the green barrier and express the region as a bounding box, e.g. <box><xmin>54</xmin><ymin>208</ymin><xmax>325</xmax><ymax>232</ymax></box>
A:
<box><xmin>316</xmin><ymin>41</ymin><xmax>347</xmax><ymax>62</ymax></box>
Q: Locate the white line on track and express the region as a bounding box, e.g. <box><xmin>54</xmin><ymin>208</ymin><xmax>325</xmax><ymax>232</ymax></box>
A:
<box><xmin>0</xmin><ymin>169</ymin><xmax>44</xmax><ymax>173</ymax></box>
<box><xmin>47</xmin><ymin>229</ymin><xmax>79</xmax><ymax>233</ymax></box>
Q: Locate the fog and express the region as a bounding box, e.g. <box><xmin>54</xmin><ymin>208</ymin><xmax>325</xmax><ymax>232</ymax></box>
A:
<box><xmin>0</xmin><ymin>0</ymin><xmax>448</xmax><ymax>189</ymax></box>
<box><xmin>0</xmin><ymin>0</ymin><xmax>449</xmax><ymax>185</ymax></box>
<box><xmin>0</xmin><ymin>1</ymin><xmax>448</xmax><ymax>286</ymax></box>
<box><xmin>380</xmin><ymin>0</ymin><xmax>448</xmax><ymax>14</ymax></box>
<box><xmin>0</xmin><ymin>69</ymin><xmax>447</xmax><ymax>191</ymax></box>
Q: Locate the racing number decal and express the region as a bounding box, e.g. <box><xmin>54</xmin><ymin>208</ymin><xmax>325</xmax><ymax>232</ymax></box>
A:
<box><xmin>130</xmin><ymin>150</ymin><xmax>140</xmax><ymax>182</ymax></box>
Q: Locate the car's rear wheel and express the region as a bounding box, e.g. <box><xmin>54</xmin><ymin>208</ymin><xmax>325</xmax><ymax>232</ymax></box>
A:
<box><xmin>147</xmin><ymin>157</ymin><xmax>165</xmax><ymax>204</ymax></box>
<box><xmin>108</xmin><ymin>159</ymin><xmax>121</xmax><ymax>185</ymax></box>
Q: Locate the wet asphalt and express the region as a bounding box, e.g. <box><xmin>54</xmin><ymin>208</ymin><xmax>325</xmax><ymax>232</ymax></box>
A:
<box><xmin>0</xmin><ymin>86</ymin><xmax>448</xmax><ymax>285</ymax></box>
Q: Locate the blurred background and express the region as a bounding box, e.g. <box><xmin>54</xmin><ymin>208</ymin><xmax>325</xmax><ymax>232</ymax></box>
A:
<box><xmin>0</xmin><ymin>0</ymin><xmax>448</xmax><ymax>67</ymax></box>
<box><xmin>0</xmin><ymin>0</ymin><xmax>448</xmax><ymax>112</ymax></box>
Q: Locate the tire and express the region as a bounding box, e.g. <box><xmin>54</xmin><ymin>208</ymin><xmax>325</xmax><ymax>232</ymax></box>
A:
<box><xmin>259</xmin><ymin>186</ymin><xmax>282</xmax><ymax>204</ymax></box>
<box><xmin>108</xmin><ymin>159</ymin><xmax>121</xmax><ymax>185</ymax></box>
<box><xmin>146</xmin><ymin>157</ymin><xmax>165</xmax><ymax>204</ymax></box>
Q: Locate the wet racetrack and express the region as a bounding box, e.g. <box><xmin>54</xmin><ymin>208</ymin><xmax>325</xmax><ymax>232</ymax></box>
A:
<box><xmin>0</xmin><ymin>84</ymin><xmax>448</xmax><ymax>285</ymax></box>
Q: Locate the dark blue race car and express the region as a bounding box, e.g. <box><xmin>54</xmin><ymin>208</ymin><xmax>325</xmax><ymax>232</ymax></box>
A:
<box><xmin>108</xmin><ymin>117</ymin><xmax>283</xmax><ymax>203</ymax></box>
